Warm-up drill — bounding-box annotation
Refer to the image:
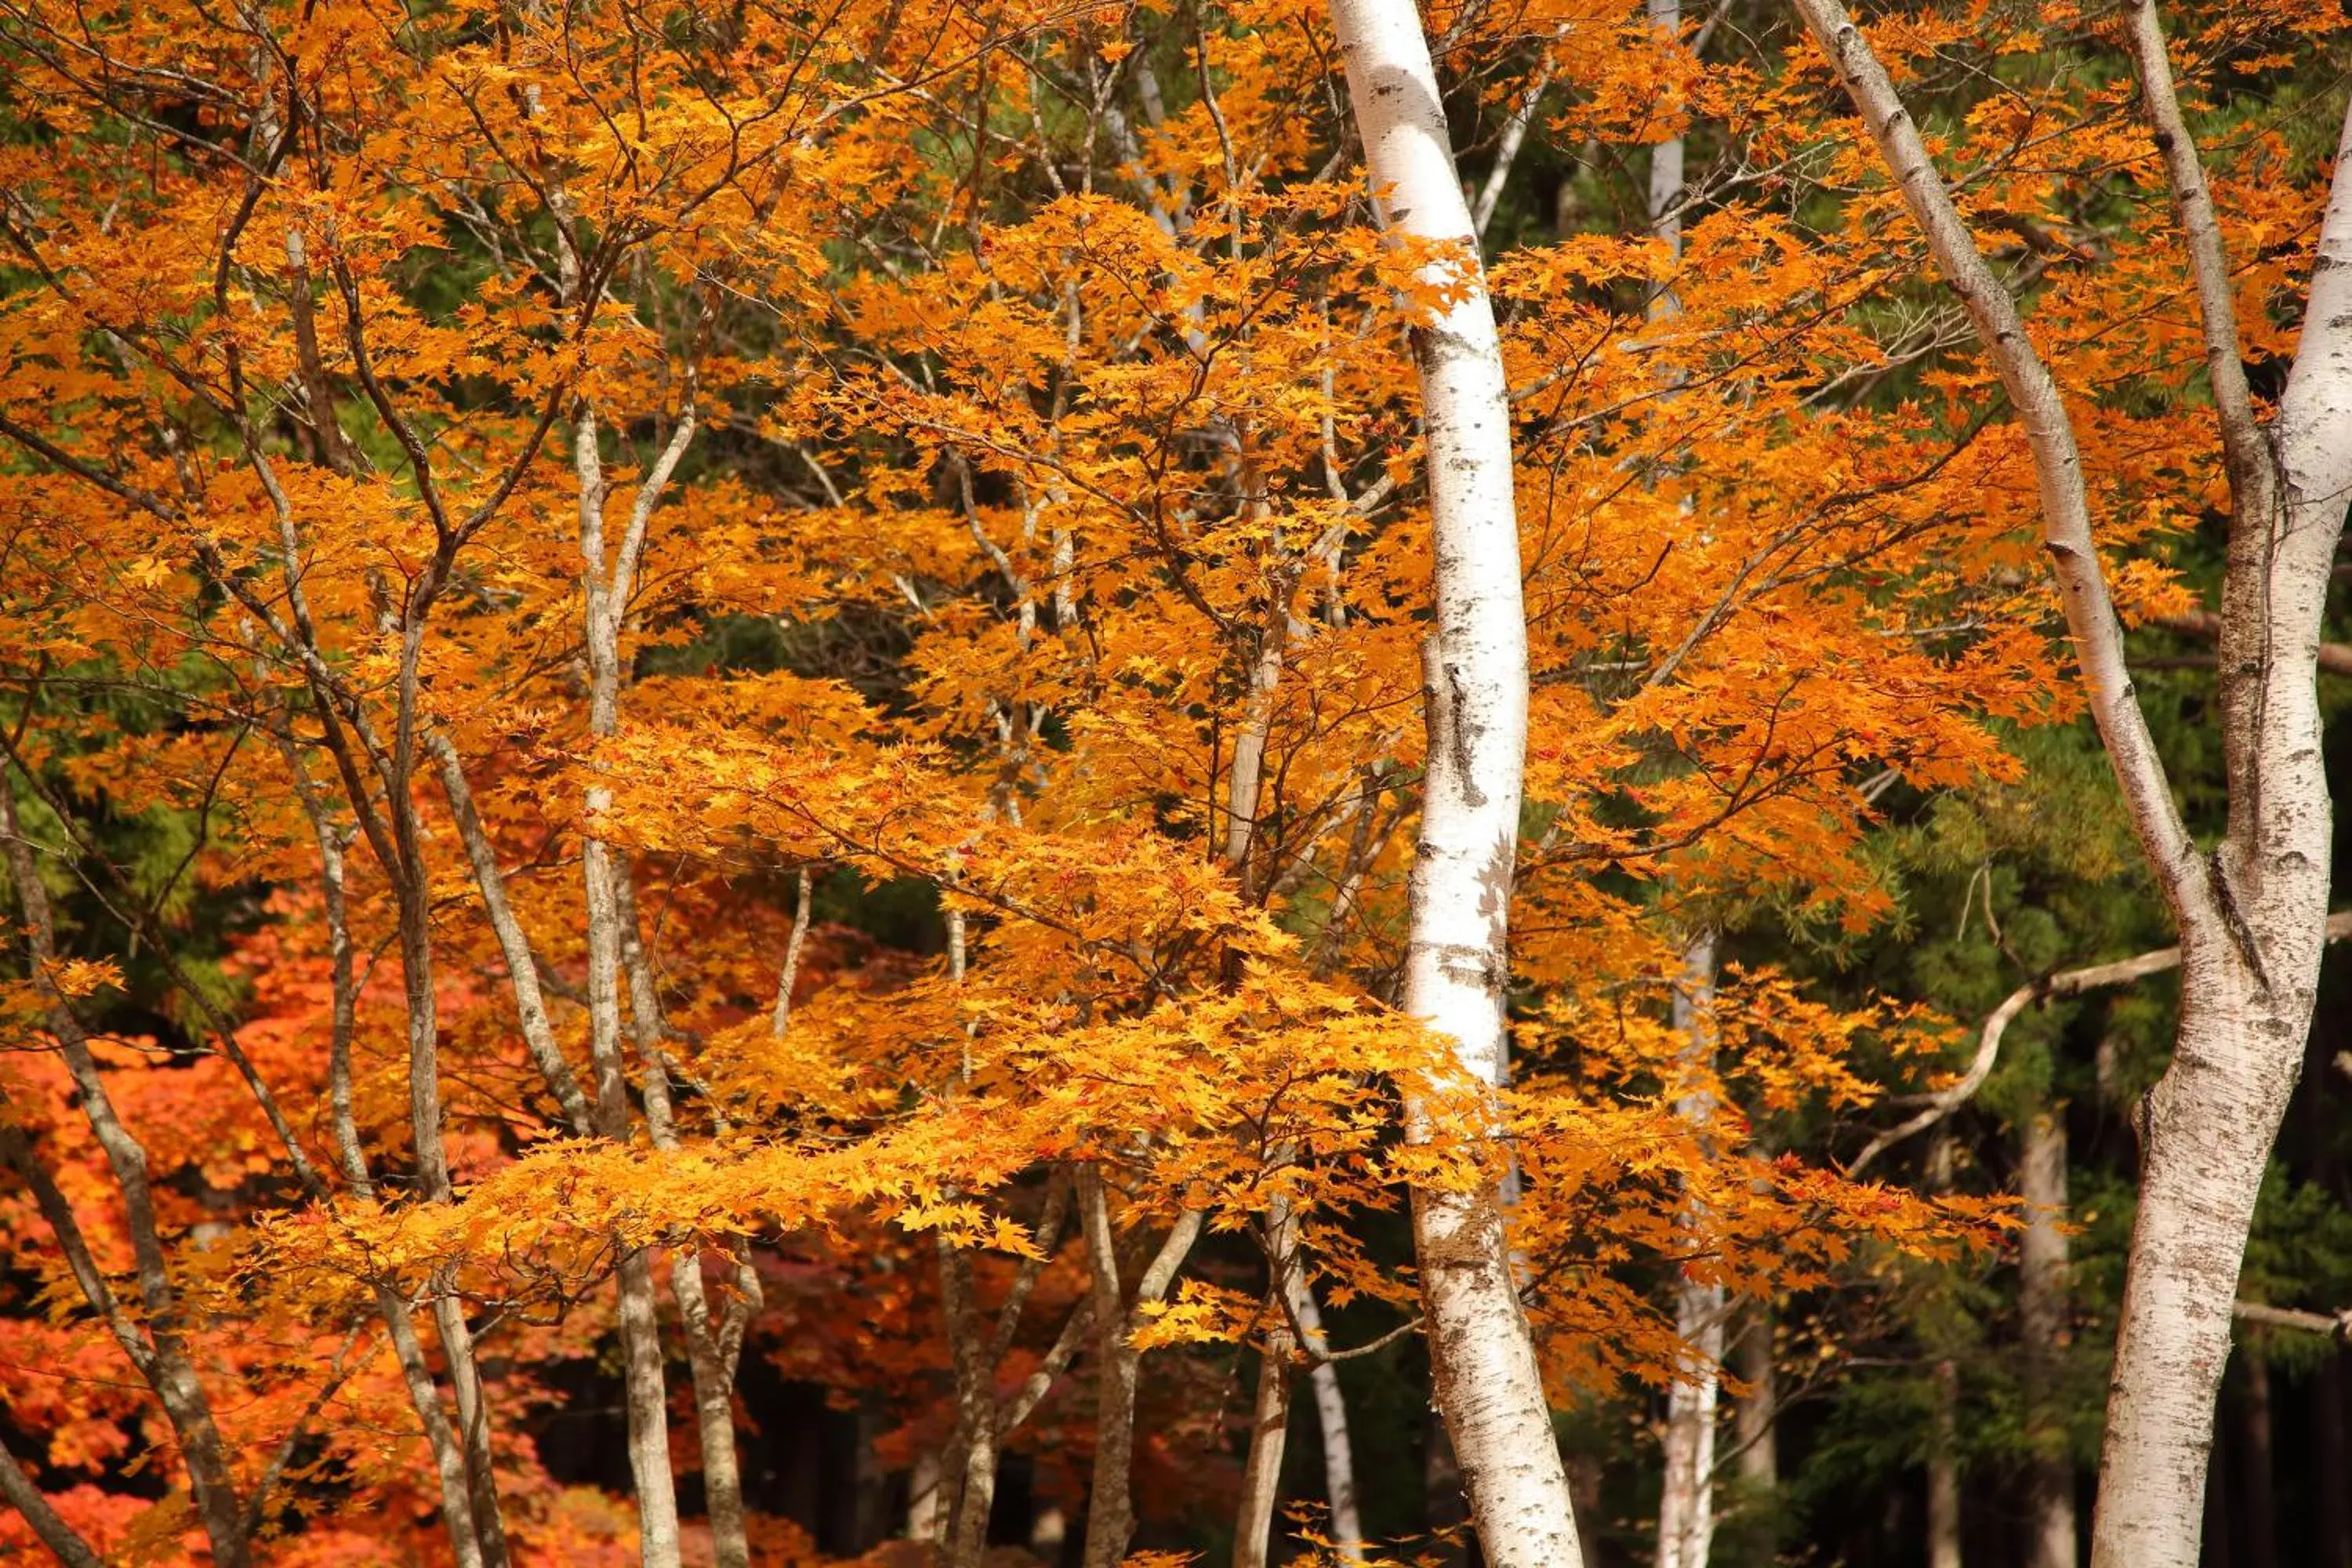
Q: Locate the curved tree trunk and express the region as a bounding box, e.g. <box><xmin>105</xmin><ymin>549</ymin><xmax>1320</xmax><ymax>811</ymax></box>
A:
<box><xmin>1322</xmin><ymin>1</ymin><xmax>1584</xmax><ymax>1562</ymax></box>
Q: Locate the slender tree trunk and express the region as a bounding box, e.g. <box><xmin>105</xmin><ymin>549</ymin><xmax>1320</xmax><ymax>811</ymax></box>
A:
<box><xmin>617</xmin><ymin>870</ymin><xmax>756</xmax><ymax>1568</ymax></box>
<box><xmin>1659</xmin><ymin>1277</ymin><xmax>1724</xmax><ymax>1568</ymax></box>
<box><xmin>2237</xmin><ymin>1354</ymin><xmax>2278</xmax><ymax>1568</ymax></box>
<box><xmin>1289</xmin><ymin>1278</ymin><xmax>1368</xmax><ymax>1563</ymax></box>
<box><xmin>1657</xmin><ymin>937</ymin><xmax>1722</xmax><ymax>1568</ymax></box>
<box><xmin>1733</xmin><ymin>1308</ymin><xmax>1777</xmax><ymax>1492</ymax></box>
<box><xmin>909</xmin><ymin>1452</ymin><xmax>943</xmax><ymax>1542</ymax></box>
<box><xmin>2318</xmin><ymin>1351</ymin><xmax>2352</xmax><ymax>1568</ymax></box>
<box><xmin>378</xmin><ymin>1291</ymin><xmax>490</xmax><ymax>1568</ymax></box>
<box><xmin>2019</xmin><ymin>1108</ymin><xmax>2077</xmax><ymax>1568</ymax></box>
<box><xmin>575</xmin><ymin>405</ymin><xmax>693</xmax><ymax>1568</ymax></box>
<box><xmin>0</xmin><ymin>774</ymin><xmax>252</xmax><ymax>1568</ymax></box>
<box><xmin>1779</xmin><ymin>7</ymin><xmax>2352</xmax><ymax>1563</ymax></box>
<box><xmin>1926</xmin><ymin>1131</ymin><xmax>1962</xmax><ymax>1568</ymax></box>
<box><xmin>1234</xmin><ymin>1196</ymin><xmax>1303</xmax><ymax>1568</ymax></box>
<box><xmin>1232</xmin><ymin>1323</ymin><xmax>1298</xmax><ymax>1568</ymax></box>
<box><xmin>1323</xmin><ymin>2</ymin><xmax>1582</xmax><ymax>1562</ymax></box>
<box><xmin>0</xmin><ymin>1436</ymin><xmax>105</xmax><ymax>1568</ymax></box>
<box><xmin>1076</xmin><ymin>1167</ymin><xmax>1203</xmax><ymax>1568</ymax></box>
<box><xmin>1929</xmin><ymin>1356</ymin><xmax>1962</xmax><ymax>1568</ymax></box>
<box><xmin>277</xmin><ymin>651</ymin><xmax>497</xmax><ymax>1568</ymax></box>
<box><xmin>1566</xmin><ymin>1451</ymin><xmax>1606</xmax><ymax>1568</ymax></box>
<box><xmin>938</xmin><ymin>1233</ymin><xmax>997</xmax><ymax>1568</ymax></box>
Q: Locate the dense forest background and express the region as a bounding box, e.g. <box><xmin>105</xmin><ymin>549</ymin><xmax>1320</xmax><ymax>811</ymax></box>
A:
<box><xmin>2</xmin><ymin>0</ymin><xmax>2350</xmax><ymax>1563</ymax></box>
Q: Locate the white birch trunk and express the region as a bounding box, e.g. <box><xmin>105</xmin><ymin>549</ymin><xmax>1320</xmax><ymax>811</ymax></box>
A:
<box><xmin>2083</xmin><ymin>73</ymin><xmax>2352</xmax><ymax>1568</ymax></box>
<box><xmin>1733</xmin><ymin>1308</ymin><xmax>1776</xmax><ymax>1491</ymax></box>
<box><xmin>1657</xmin><ymin>937</ymin><xmax>1722</xmax><ymax>1568</ymax></box>
<box><xmin>1323</xmin><ymin>2</ymin><xmax>1583</xmax><ymax>1562</ymax></box>
<box><xmin>1289</xmin><ymin>1279</ymin><xmax>1369</xmax><ymax>1563</ymax></box>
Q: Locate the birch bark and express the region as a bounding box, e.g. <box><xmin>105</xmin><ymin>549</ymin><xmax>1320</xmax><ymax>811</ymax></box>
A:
<box><xmin>1323</xmin><ymin>1</ymin><xmax>1584</xmax><ymax>1561</ymax></box>
<box><xmin>1288</xmin><ymin>1279</ymin><xmax>1369</xmax><ymax>1563</ymax></box>
<box><xmin>1657</xmin><ymin>938</ymin><xmax>1722</xmax><ymax>1568</ymax></box>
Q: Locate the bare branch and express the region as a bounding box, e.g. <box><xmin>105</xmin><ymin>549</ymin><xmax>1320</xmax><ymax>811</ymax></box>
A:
<box><xmin>0</xmin><ymin>1433</ymin><xmax>106</xmax><ymax>1568</ymax></box>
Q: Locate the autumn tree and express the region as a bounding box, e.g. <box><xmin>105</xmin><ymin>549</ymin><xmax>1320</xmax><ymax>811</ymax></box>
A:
<box><xmin>0</xmin><ymin>0</ymin><xmax>2165</xmax><ymax>1563</ymax></box>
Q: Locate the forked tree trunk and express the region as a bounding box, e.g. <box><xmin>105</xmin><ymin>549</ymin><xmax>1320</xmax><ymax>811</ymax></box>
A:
<box><xmin>1232</xmin><ymin>1313</ymin><xmax>1298</xmax><ymax>1568</ymax></box>
<box><xmin>2018</xmin><ymin>1107</ymin><xmax>2076</xmax><ymax>1568</ymax></box>
<box><xmin>575</xmin><ymin>405</ymin><xmax>694</xmax><ymax>1568</ymax></box>
<box><xmin>1781</xmin><ymin>3</ymin><xmax>2352</xmax><ymax>1563</ymax></box>
<box><xmin>1323</xmin><ymin>1</ymin><xmax>1584</xmax><ymax>1563</ymax></box>
<box><xmin>1076</xmin><ymin>1167</ymin><xmax>1203</xmax><ymax>1568</ymax></box>
<box><xmin>619</xmin><ymin>871</ymin><xmax>757</xmax><ymax>1568</ymax></box>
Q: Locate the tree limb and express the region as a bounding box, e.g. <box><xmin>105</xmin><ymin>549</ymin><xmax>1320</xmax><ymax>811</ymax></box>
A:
<box><xmin>0</xmin><ymin>1432</ymin><xmax>106</xmax><ymax>1568</ymax></box>
<box><xmin>1848</xmin><ymin>910</ymin><xmax>2352</xmax><ymax>1177</ymax></box>
<box><xmin>1784</xmin><ymin>0</ymin><xmax>2201</xmax><ymax>924</ymax></box>
<box><xmin>2232</xmin><ymin>1301</ymin><xmax>2352</xmax><ymax>1337</ymax></box>
<box><xmin>2120</xmin><ymin>0</ymin><xmax>2268</xmax><ymax>504</ymax></box>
